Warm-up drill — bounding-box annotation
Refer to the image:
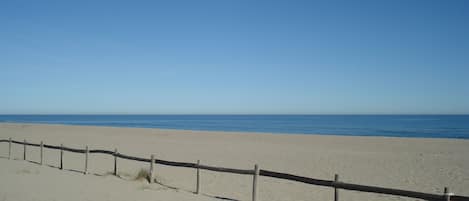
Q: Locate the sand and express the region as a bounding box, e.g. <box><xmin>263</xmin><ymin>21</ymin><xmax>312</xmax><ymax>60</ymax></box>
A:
<box><xmin>0</xmin><ymin>123</ymin><xmax>468</xmax><ymax>201</ymax></box>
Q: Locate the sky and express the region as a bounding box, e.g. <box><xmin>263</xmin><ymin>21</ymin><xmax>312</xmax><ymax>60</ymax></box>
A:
<box><xmin>1</xmin><ymin>0</ymin><xmax>468</xmax><ymax>114</ymax></box>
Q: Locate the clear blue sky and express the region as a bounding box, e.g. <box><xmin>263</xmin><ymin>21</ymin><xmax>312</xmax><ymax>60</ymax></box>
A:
<box><xmin>1</xmin><ymin>0</ymin><xmax>468</xmax><ymax>114</ymax></box>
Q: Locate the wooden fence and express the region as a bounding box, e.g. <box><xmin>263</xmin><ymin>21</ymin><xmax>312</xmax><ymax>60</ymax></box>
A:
<box><xmin>1</xmin><ymin>138</ymin><xmax>468</xmax><ymax>201</ymax></box>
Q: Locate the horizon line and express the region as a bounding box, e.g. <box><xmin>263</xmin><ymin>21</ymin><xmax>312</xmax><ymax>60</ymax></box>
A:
<box><xmin>0</xmin><ymin>113</ymin><xmax>468</xmax><ymax>115</ymax></box>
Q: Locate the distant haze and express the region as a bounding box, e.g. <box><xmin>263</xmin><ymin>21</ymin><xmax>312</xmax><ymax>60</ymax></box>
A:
<box><xmin>1</xmin><ymin>1</ymin><xmax>468</xmax><ymax>114</ymax></box>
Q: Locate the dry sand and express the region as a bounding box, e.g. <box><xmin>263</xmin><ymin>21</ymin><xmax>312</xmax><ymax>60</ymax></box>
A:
<box><xmin>0</xmin><ymin>123</ymin><xmax>468</xmax><ymax>201</ymax></box>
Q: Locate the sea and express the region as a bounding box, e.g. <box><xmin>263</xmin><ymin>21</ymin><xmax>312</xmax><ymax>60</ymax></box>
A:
<box><xmin>0</xmin><ymin>115</ymin><xmax>468</xmax><ymax>139</ymax></box>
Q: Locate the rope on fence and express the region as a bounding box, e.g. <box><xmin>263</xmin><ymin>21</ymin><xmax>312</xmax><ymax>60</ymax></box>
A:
<box><xmin>259</xmin><ymin>169</ymin><xmax>447</xmax><ymax>201</ymax></box>
<box><xmin>1</xmin><ymin>139</ymin><xmax>469</xmax><ymax>201</ymax></box>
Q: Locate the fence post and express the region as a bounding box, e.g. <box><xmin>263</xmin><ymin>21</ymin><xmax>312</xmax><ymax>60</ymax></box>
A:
<box><xmin>334</xmin><ymin>174</ymin><xmax>339</xmax><ymax>201</ymax></box>
<box><xmin>114</xmin><ymin>148</ymin><xmax>118</xmax><ymax>176</ymax></box>
<box><xmin>196</xmin><ymin>160</ymin><xmax>200</xmax><ymax>194</ymax></box>
<box><xmin>444</xmin><ymin>187</ymin><xmax>452</xmax><ymax>201</ymax></box>
<box><xmin>40</xmin><ymin>141</ymin><xmax>44</xmax><ymax>165</ymax></box>
<box><xmin>8</xmin><ymin>137</ymin><xmax>11</xmax><ymax>160</ymax></box>
<box><xmin>149</xmin><ymin>154</ymin><xmax>155</xmax><ymax>183</ymax></box>
<box><xmin>60</xmin><ymin>144</ymin><xmax>64</xmax><ymax>170</ymax></box>
<box><xmin>252</xmin><ymin>164</ymin><xmax>259</xmax><ymax>201</ymax></box>
<box><xmin>84</xmin><ymin>146</ymin><xmax>89</xmax><ymax>174</ymax></box>
<box><xmin>23</xmin><ymin>139</ymin><xmax>26</xmax><ymax>160</ymax></box>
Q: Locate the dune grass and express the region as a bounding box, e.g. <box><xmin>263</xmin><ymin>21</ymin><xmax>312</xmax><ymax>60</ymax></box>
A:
<box><xmin>135</xmin><ymin>168</ymin><xmax>150</xmax><ymax>182</ymax></box>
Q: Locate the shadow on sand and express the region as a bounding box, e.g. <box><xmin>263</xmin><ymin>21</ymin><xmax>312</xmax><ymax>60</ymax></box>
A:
<box><xmin>154</xmin><ymin>180</ymin><xmax>239</xmax><ymax>201</ymax></box>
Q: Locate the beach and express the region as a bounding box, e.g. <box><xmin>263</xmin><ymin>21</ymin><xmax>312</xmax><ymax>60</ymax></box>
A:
<box><xmin>0</xmin><ymin>123</ymin><xmax>468</xmax><ymax>201</ymax></box>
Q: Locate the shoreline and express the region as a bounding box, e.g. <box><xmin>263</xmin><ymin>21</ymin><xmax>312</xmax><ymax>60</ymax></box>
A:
<box><xmin>1</xmin><ymin>122</ymin><xmax>467</xmax><ymax>141</ymax></box>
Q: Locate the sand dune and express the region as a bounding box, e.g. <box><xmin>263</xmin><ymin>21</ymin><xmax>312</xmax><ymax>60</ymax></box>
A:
<box><xmin>0</xmin><ymin>123</ymin><xmax>468</xmax><ymax>201</ymax></box>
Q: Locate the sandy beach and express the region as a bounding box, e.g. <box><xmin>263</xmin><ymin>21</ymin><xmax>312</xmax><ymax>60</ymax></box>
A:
<box><xmin>0</xmin><ymin>123</ymin><xmax>468</xmax><ymax>201</ymax></box>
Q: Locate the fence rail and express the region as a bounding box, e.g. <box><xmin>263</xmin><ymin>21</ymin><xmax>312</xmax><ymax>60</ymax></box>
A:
<box><xmin>1</xmin><ymin>138</ymin><xmax>468</xmax><ymax>201</ymax></box>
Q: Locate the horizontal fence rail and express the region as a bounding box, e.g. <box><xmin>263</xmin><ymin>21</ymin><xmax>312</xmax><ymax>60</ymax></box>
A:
<box><xmin>1</xmin><ymin>139</ymin><xmax>468</xmax><ymax>201</ymax></box>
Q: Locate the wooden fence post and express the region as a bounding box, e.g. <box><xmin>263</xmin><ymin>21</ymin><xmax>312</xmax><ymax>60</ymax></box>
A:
<box><xmin>114</xmin><ymin>148</ymin><xmax>118</xmax><ymax>176</ymax></box>
<box><xmin>444</xmin><ymin>187</ymin><xmax>451</xmax><ymax>201</ymax></box>
<box><xmin>84</xmin><ymin>146</ymin><xmax>89</xmax><ymax>174</ymax></box>
<box><xmin>8</xmin><ymin>137</ymin><xmax>11</xmax><ymax>160</ymax></box>
<box><xmin>196</xmin><ymin>160</ymin><xmax>200</xmax><ymax>194</ymax></box>
<box><xmin>23</xmin><ymin>139</ymin><xmax>26</xmax><ymax>160</ymax></box>
<box><xmin>149</xmin><ymin>154</ymin><xmax>155</xmax><ymax>183</ymax></box>
<box><xmin>40</xmin><ymin>141</ymin><xmax>44</xmax><ymax>165</ymax></box>
<box><xmin>334</xmin><ymin>174</ymin><xmax>339</xmax><ymax>201</ymax></box>
<box><xmin>252</xmin><ymin>164</ymin><xmax>259</xmax><ymax>201</ymax></box>
<box><xmin>60</xmin><ymin>144</ymin><xmax>64</xmax><ymax>170</ymax></box>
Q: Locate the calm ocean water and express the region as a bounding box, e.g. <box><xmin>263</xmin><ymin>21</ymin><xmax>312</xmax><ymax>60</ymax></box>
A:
<box><xmin>0</xmin><ymin>115</ymin><xmax>468</xmax><ymax>139</ymax></box>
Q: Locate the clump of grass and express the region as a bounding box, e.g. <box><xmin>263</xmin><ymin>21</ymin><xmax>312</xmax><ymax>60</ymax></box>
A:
<box><xmin>135</xmin><ymin>168</ymin><xmax>150</xmax><ymax>182</ymax></box>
